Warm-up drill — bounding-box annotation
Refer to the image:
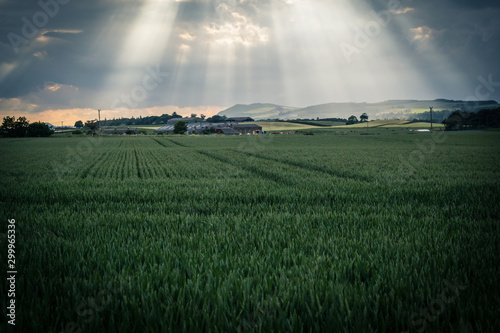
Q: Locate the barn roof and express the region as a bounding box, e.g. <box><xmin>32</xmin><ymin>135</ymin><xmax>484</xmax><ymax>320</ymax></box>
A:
<box><xmin>219</xmin><ymin>128</ymin><xmax>240</xmax><ymax>134</ymax></box>
<box><xmin>232</xmin><ymin>124</ymin><xmax>262</xmax><ymax>128</ymax></box>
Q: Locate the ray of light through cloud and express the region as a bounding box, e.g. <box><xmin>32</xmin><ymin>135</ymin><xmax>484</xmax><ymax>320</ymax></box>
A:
<box><xmin>97</xmin><ymin>0</ymin><xmax>181</xmax><ymax>109</ymax></box>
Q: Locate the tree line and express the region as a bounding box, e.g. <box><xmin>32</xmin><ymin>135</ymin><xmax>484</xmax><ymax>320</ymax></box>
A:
<box><xmin>0</xmin><ymin>116</ymin><xmax>53</xmax><ymax>137</ymax></box>
<box><xmin>89</xmin><ymin>112</ymin><xmax>210</xmax><ymax>127</ymax></box>
<box><xmin>442</xmin><ymin>108</ymin><xmax>500</xmax><ymax>131</ymax></box>
<box><xmin>346</xmin><ymin>113</ymin><xmax>368</xmax><ymax>125</ymax></box>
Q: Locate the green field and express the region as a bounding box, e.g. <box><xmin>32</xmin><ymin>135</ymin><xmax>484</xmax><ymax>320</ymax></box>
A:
<box><xmin>251</xmin><ymin>122</ymin><xmax>324</xmax><ymax>131</ymax></box>
<box><xmin>251</xmin><ymin>120</ymin><xmax>444</xmax><ymax>132</ymax></box>
<box><xmin>1</xmin><ymin>132</ymin><xmax>499</xmax><ymax>332</ymax></box>
<box><xmin>331</xmin><ymin>120</ymin><xmax>444</xmax><ymax>129</ymax></box>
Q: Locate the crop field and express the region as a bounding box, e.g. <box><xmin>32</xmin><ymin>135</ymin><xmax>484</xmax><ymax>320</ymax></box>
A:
<box><xmin>332</xmin><ymin>120</ymin><xmax>410</xmax><ymax>128</ymax></box>
<box><xmin>331</xmin><ymin>120</ymin><xmax>444</xmax><ymax>130</ymax></box>
<box><xmin>251</xmin><ymin>122</ymin><xmax>323</xmax><ymax>131</ymax></box>
<box><xmin>382</xmin><ymin>122</ymin><xmax>445</xmax><ymax>129</ymax></box>
<box><xmin>1</xmin><ymin>132</ymin><xmax>499</xmax><ymax>332</ymax></box>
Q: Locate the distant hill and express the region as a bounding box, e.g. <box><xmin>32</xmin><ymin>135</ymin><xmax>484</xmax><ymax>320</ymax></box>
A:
<box><xmin>218</xmin><ymin>103</ymin><xmax>300</xmax><ymax>119</ymax></box>
<box><xmin>217</xmin><ymin>100</ymin><xmax>499</xmax><ymax>120</ymax></box>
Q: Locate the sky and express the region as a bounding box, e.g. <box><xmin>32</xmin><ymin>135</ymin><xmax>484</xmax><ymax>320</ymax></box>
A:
<box><xmin>0</xmin><ymin>0</ymin><xmax>499</xmax><ymax>125</ymax></box>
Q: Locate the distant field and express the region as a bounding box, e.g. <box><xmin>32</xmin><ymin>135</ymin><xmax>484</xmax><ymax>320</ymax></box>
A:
<box><xmin>1</xmin><ymin>132</ymin><xmax>499</xmax><ymax>331</ymax></box>
<box><xmin>333</xmin><ymin>120</ymin><xmax>444</xmax><ymax>129</ymax></box>
<box><xmin>383</xmin><ymin>122</ymin><xmax>445</xmax><ymax>128</ymax></box>
<box><xmin>289</xmin><ymin>121</ymin><xmax>346</xmax><ymax>126</ymax></box>
<box><xmin>378</xmin><ymin>108</ymin><xmax>445</xmax><ymax>114</ymax></box>
<box><xmin>250</xmin><ymin>122</ymin><xmax>321</xmax><ymax>131</ymax></box>
<box><xmin>332</xmin><ymin>120</ymin><xmax>409</xmax><ymax>128</ymax></box>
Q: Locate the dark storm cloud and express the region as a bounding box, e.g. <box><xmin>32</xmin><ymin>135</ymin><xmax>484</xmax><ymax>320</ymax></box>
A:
<box><xmin>0</xmin><ymin>0</ymin><xmax>121</xmax><ymax>98</ymax></box>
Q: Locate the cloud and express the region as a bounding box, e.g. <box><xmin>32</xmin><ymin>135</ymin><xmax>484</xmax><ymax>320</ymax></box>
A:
<box><xmin>410</xmin><ymin>26</ymin><xmax>434</xmax><ymax>41</ymax></box>
<box><xmin>179</xmin><ymin>32</ymin><xmax>196</xmax><ymax>41</ymax></box>
<box><xmin>33</xmin><ymin>50</ymin><xmax>47</xmax><ymax>59</ymax></box>
<box><xmin>205</xmin><ymin>1</ymin><xmax>269</xmax><ymax>46</ymax></box>
<box><xmin>390</xmin><ymin>7</ymin><xmax>414</xmax><ymax>15</ymax></box>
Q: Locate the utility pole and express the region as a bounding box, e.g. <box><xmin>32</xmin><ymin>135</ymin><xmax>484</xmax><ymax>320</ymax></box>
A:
<box><xmin>429</xmin><ymin>106</ymin><xmax>433</xmax><ymax>132</ymax></box>
<box><xmin>98</xmin><ymin>109</ymin><xmax>101</xmax><ymax>134</ymax></box>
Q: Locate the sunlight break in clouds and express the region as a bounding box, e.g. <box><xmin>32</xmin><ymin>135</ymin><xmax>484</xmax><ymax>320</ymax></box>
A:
<box><xmin>208</xmin><ymin>2</ymin><xmax>269</xmax><ymax>46</ymax></box>
<box><xmin>411</xmin><ymin>26</ymin><xmax>434</xmax><ymax>41</ymax></box>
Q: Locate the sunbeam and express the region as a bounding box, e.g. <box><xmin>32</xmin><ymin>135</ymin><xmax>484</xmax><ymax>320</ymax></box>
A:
<box><xmin>98</xmin><ymin>0</ymin><xmax>180</xmax><ymax>109</ymax></box>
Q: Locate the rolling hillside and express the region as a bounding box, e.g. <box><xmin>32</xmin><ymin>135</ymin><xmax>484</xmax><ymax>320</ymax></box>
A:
<box><xmin>252</xmin><ymin>120</ymin><xmax>444</xmax><ymax>132</ymax></box>
<box><xmin>218</xmin><ymin>100</ymin><xmax>499</xmax><ymax>120</ymax></box>
<box><xmin>219</xmin><ymin>103</ymin><xmax>299</xmax><ymax>119</ymax></box>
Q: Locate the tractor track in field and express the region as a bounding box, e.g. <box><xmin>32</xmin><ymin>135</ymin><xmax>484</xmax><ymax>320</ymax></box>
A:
<box><xmin>133</xmin><ymin>148</ymin><xmax>142</xmax><ymax>178</ymax></box>
<box><xmin>142</xmin><ymin>148</ymin><xmax>171</xmax><ymax>178</ymax></box>
<box><xmin>165</xmin><ymin>138</ymin><xmax>188</xmax><ymax>147</ymax></box>
<box><xmin>196</xmin><ymin>150</ymin><xmax>296</xmax><ymax>186</ymax></box>
<box><xmin>79</xmin><ymin>150</ymin><xmax>114</xmax><ymax>179</ymax></box>
<box><xmin>151</xmin><ymin>138</ymin><xmax>171</xmax><ymax>148</ymax></box>
<box><xmin>231</xmin><ymin>149</ymin><xmax>371</xmax><ymax>183</ymax></box>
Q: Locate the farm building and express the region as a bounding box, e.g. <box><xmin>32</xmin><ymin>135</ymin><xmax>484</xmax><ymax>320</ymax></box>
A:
<box><xmin>45</xmin><ymin>123</ymin><xmax>56</xmax><ymax>130</ymax></box>
<box><xmin>215</xmin><ymin>128</ymin><xmax>240</xmax><ymax>135</ymax></box>
<box><xmin>155</xmin><ymin>123</ymin><xmax>233</xmax><ymax>134</ymax></box>
<box><xmin>154</xmin><ymin>125</ymin><xmax>175</xmax><ymax>134</ymax></box>
<box><xmin>154</xmin><ymin>122</ymin><xmax>256</xmax><ymax>135</ymax></box>
<box><xmin>231</xmin><ymin>124</ymin><xmax>262</xmax><ymax>135</ymax></box>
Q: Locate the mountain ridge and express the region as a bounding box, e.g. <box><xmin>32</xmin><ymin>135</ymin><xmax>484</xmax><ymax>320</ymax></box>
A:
<box><xmin>217</xmin><ymin>99</ymin><xmax>499</xmax><ymax>120</ymax></box>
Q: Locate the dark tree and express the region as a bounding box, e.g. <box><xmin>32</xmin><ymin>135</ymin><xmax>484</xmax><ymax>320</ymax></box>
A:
<box><xmin>74</xmin><ymin>120</ymin><xmax>84</xmax><ymax>128</ymax></box>
<box><xmin>346</xmin><ymin>115</ymin><xmax>359</xmax><ymax>125</ymax></box>
<box><xmin>442</xmin><ymin>108</ymin><xmax>500</xmax><ymax>131</ymax></box>
<box><xmin>1</xmin><ymin>116</ymin><xmax>29</xmax><ymax>137</ymax></box>
<box><xmin>173</xmin><ymin>120</ymin><xmax>188</xmax><ymax>134</ymax></box>
<box><xmin>27</xmin><ymin>122</ymin><xmax>54</xmax><ymax>137</ymax></box>
<box><xmin>1</xmin><ymin>116</ymin><xmax>15</xmax><ymax>137</ymax></box>
<box><xmin>14</xmin><ymin>116</ymin><xmax>29</xmax><ymax>137</ymax></box>
<box><xmin>360</xmin><ymin>113</ymin><xmax>368</xmax><ymax>122</ymax></box>
<box><xmin>206</xmin><ymin>115</ymin><xmax>227</xmax><ymax>123</ymax></box>
<box><xmin>442</xmin><ymin>110</ymin><xmax>468</xmax><ymax>131</ymax></box>
<box><xmin>85</xmin><ymin>119</ymin><xmax>99</xmax><ymax>134</ymax></box>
